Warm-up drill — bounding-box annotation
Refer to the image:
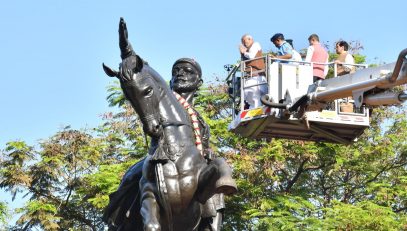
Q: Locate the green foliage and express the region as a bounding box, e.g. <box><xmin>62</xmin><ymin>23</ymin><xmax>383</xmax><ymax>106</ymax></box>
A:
<box><xmin>81</xmin><ymin>161</ymin><xmax>138</xmax><ymax>209</ymax></box>
<box><xmin>0</xmin><ymin>95</ymin><xmax>147</xmax><ymax>229</ymax></box>
<box><xmin>106</xmin><ymin>80</ymin><xmax>126</xmax><ymax>107</ymax></box>
<box><xmin>0</xmin><ymin>201</ymin><xmax>9</xmax><ymax>228</ymax></box>
<box><xmin>0</xmin><ymin>141</ymin><xmax>34</xmax><ymax>199</ymax></box>
<box><xmin>323</xmin><ymin>201</ymin><xmax>403</xmax><ymax>230</ymax></box>
<box><xmin>16</xmin><ymin>200</ymin><xmax>60</xmax><ymax>230</ymax></box>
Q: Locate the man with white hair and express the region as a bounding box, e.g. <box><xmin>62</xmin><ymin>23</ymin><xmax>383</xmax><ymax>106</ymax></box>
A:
<box><xmin>239</xmin><ymin>34</ymin><xmax>268</xmax><ymax>109</ymax></box>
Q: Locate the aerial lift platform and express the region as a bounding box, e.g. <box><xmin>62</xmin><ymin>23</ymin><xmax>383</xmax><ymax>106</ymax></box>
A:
<box><xmin>227</xmin><ymin>49</ymin><xmax>407</xmax><ymax>144</ymax></box>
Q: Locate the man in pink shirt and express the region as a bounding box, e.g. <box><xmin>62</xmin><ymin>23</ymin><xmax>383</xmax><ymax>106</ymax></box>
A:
<box><xmin>305</xmin><ymin>34</ymin><xmax>329</xmax><ymax>82</ymax></box>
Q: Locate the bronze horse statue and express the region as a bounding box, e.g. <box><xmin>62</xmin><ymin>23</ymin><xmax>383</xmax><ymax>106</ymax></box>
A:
<box><xmin>102</xmin><ymin>18</ymin><xmax>236</xmax><ymax>231</ymax></box>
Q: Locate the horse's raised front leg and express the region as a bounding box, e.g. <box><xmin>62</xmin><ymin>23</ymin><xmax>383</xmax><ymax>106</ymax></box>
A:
<box><xmin>140</xmin><ymin>177</ymin><xmax>161</xmax><ymax>231</ymax></box>
<box><xmin>140</xmin><ymin>157</ymin><xmax>161</xmax><ymax>231</ymax></box>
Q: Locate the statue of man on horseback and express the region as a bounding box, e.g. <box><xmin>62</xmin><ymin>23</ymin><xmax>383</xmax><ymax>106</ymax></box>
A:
<box><xmin>170</xmin><ymin>58</ymin><xmax>227</xmax><ymax>230</ymax></box>
<box><xmin>102</xmin><ymin>18</ymin><xmax>237</xmax><ymax>231</ymax></box>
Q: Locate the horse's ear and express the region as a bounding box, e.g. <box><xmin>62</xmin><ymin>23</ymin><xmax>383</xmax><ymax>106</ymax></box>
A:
<box><xmin>102</xmin><ymin>63</ymin><xmax>119</xmax><ymax>78</ymax></box>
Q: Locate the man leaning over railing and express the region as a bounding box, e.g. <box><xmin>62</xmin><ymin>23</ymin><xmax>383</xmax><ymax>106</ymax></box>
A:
<box><xmin>239</xmin><ymin>34</ymin><xmax>268</xmax><ymax>109</ymax></box>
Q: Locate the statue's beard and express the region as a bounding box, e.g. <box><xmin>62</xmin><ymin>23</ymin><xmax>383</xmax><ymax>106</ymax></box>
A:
<box><xmin>172</xmin><ymin>82</ymin><xmax>198</xmax><ymax>93</ymax></box>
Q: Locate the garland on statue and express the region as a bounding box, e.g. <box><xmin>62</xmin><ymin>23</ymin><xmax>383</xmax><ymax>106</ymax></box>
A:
<box><xmin>173</xmin><ymin>92</ymin><xmax>203</xmax><ymax>156</ymax></box>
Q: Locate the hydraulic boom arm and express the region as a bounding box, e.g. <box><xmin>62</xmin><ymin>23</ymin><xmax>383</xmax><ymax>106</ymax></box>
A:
<box><xmin>309</xmin><ymin>48</ymin><xmax>407</xmax><ymax>108</ymax></box>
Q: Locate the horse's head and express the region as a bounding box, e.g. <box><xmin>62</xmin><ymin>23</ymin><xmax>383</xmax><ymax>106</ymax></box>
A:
<box><xmin>103</xmin><ymin>18</ymin><xmax>163</xmax><ymax>137</ymax></box>
<box><xmin>125</xmin><ymin>69</ymin><xmax>163</xmax><ymax>138</ymax></box>
<box><xmin>103</xmin><ymin>58</ymin><xmax>163</xmax><ymax>137</ymax></box>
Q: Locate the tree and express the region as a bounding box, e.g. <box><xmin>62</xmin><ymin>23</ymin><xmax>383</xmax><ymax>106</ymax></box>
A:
<box><xmin>0</xmin><ymin>201</ymin><xmax>9</xmax><ymax>229</ymax></box>
<box><xmin>0</xmin><ymin>98</ymin><xmax>148</xmax><ymax>230</ymax></box>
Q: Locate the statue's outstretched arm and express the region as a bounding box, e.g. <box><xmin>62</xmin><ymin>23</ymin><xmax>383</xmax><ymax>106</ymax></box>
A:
<box><xmin>103</xmin><ymin>18</ymin><xmax>144</xmax><ymax>81</ymax></box>
<box><xmin>119</xmin><ymin>17</ymin><xmax>136</xmax><ymax>59</ymax></box>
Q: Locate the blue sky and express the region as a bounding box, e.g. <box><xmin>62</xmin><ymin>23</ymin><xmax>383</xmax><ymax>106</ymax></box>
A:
<box><xmin>1</xmin><ymin>0</ymin><xmax>406</xmax><ymax>147</ymax></box>
<box><xmin>0</xmin><ymin>0</ymin><xmax>406</xmax><ymax>226</ymax></box>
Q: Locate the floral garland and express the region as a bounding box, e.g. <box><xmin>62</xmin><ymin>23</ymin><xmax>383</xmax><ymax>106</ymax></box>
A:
<box><xmin>173</xmin><ymin>92</ymin><xmax>203</xmax><ymax>156</ymax></box>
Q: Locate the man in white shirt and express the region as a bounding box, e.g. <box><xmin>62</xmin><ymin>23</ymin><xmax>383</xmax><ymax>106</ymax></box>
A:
<box><xmin>334</xmin><ymin>41</ymin><xmax>356</xmax><ymax>112</ymax></box>
<box><xmin>239</xmin><ymin>34</ymin><xmax>268</xmax><ymax>109</ymax></box>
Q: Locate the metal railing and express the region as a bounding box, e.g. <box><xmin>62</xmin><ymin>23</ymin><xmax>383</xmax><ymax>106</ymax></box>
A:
<box><xmin>227</xmin><ymin>55</ymin><xmax>369</xmax><ymax>118</ymax></box>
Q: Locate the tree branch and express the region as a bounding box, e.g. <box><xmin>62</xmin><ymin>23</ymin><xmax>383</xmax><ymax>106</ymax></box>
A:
<box><xmin>285</xmin><ymin>157</ymin><xmax>309</xmax><ymax>192</ymax></box>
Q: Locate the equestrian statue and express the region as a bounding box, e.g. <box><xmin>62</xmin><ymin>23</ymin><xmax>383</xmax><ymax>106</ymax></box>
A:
<box><xmin>102</xmin><ymin>18</ymin><xmax>237</xmax><ymax>231</ymax></box>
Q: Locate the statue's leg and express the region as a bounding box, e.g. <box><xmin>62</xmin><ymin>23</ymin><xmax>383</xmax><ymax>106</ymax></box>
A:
<box><xmin>211</xmin><ymin>195</ymin><xmax>225</xmax><ymax>231</ymax></box>
<box><xmin>199</xmin><ymin>154</ymin><xmax>226</xmax><ymax>231</ymax></box>
<box><xmin>199</xmin><ymin>196</ymin><xmax>217</xmax><ymax>231</ymax></box>
<box><xmin>196</xmin><ymin>162</ymin><xmax>219</xmax><ymax>203</ymax></box>
<box><xmin>196</xmin><ymin>158</ymin><xmax>237</xmax><ymax>203</ymax></box>
<box><xmin>212</xmin><ymin>212</ymin><xmax>223</xmax><ymax>231</ymax></box>
<box><xmin>198</xmin><ymin>193</ymin><xmax>225</xmax><ymax>231</ymax></box>
<box><xmin>211</xmin><ymin>158</ymin><xmax>237</xmax><ymax>195</ymax></box>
